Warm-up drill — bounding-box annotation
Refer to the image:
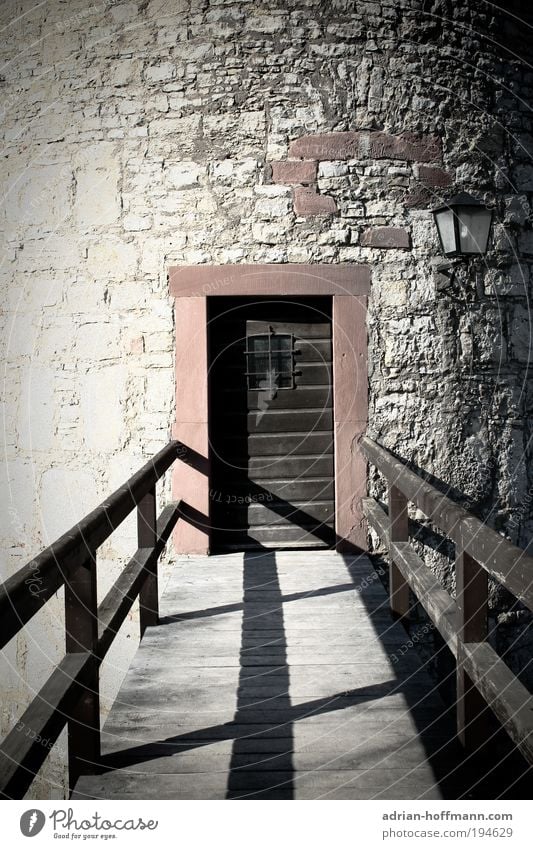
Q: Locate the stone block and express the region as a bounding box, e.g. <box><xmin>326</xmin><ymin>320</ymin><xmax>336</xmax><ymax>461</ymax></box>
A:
<box><xmin>270</xmin><ymin>160</ymin><xmax>317</xmax><ymax>184</ymax></box>
<box><xmin>293</xmin><ymin>187</ymin><xmax>337</xmax><ymax>216</ymax></box>
<box><xmin>123</xmin><ymin>214</ymin><xmax>152</xmax><ymax>231</ymax></box>
<box><xmin>251</xmin><ymin>221</ymin><xmax>291</xmax><ymax>243</ymax></box>
<box><xmin>110</xmin><ymin>2</ymin><xmax>138</xmax><ymax>24</ymax></box>
<box><xmin>75</xmin><ymin>322</ymin><xmax>121</xmax><ymax>360</ymax></box>
<box><xmin>505</xmin><ymin>195</ymin><xmax>530</xmax><ymax>226</ymax></box>
<box><xmin>38</xmin><ymin>316</ymin><xmax>76</xmax><ymax>358</ymax></box>
<box><xmin>510</xmin><ymin>306</ymin><xmax>533</xmax><ymax>362</ymax></box>
<box><xmin>5</xmin><ymin>314</ymin><xmax>39</xmax><ymax>359</ymax></box>
<box><xmin>379</xmin><ymin>280</ymin><xmax>409</xmax><ymax>307</ymax></box>
<box><xmin>286</xmin><ymin>246</ymin><xmax>313</xmax><ymax>262</ymax></box>
<box><xmin>109</xmin><ymin>282</ymin><xmax>148</xmax><ymax>311</ymax></box>
<box><xmin>39</xmin><ymin>467</ymin><xmax>99</xmax><ymax>544</ymax></box>
<box><xmin>518</xmin><ymin>230</ymin><xmax>533</xmax><ymax>254</ymax></box>
<box><xmin>244</xmin><ymin>14</ymin><xmax>285</xmax><ymax>33</ymax></box>
<box><xmin>0</xmin><ymin>459</ymin><xmax>35</xmax><ymax>541</ymax></box>
<box><xmin>88</xmin><ymin>240</ymin><xmax>138</xmax><ymax>279</ymax></box>
<box><xmin>11</xmin><ymin>162</ymin><xmax>72</xmax><ymax>235</ymax></box>
<box><xmin>17</xmin><ymin>366</ymin><xmax>55</xmax><ymax>453</ymax></box>
<box><xmin>512</xmin><ymin>164</ymin><xmax>533</xmax><ymax>191</ymax></box>
<box><xmin>74</xmin><ymin>143</ymin><xmax>121</xmax><ymax>228</ymax></box>
<box><xmin>361</xmin><ymin>227</ymin><xmax>411</xmax><ymax>248</ymax></box>
<box><xmin>255</xmin><ymin>194</ymin><xmax>292</xmax><ymax>219</ymax></box>
<box><xmin>318</xmin><ymin>161</ymin><xmax>349</xmax><ymax>178</ymax></box>
<box><xmin>22</xmin><ymin>276</ymin><xmax>63</xmax><ymax>312</ymax></box>
<box><xmin>65</xmin><ymin>282</ymin><xmax>108</xmax><ymax>315</ymax></box>
<box><xmin>80</xmin><ymin>366</ymin><xmax>126</xmax><ymax>452</ymax></box>
<box><xmin>147</xmin><ymin>114</ymin><xmax>202</xmax><ymax>145</ymax></box>
<box><xmin>417</xmin><ymin>165</ymin><xmax>454</xmax><ymax>187</ymax></box>
<box><xmin>110</xmin><ymin>58</ymin><xmax>139</xmax><ymax>87</ymax></box>
<box><xmin>484</xmin><ymin>265</ymin><xmax>529</xmax><ymax>297</ymax></box>
<box><xmin>147</xmin><ymin>0</ymin><xmax>189</xmax><ymax>19</ymax></box>
<box><xmin>145</xmin><ymin>368</ymin><xmax>173</xmax><ymax>413</ymax></box>
<box><xmin>254</xmin><ymin>184</ymin><xmax>291</xmax><ymax>197</ymax></box>
<box><xmin>165</xmin><ymin>161</ymin><xmax>204</xmax><ymax>189</ymax></box>
<box><xmin>144</xmin><ymin>62</ymin><xmax>176</xmax><ymax>83</ymax></box>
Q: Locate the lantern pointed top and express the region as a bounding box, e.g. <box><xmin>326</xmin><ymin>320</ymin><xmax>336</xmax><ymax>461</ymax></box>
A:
<box><xmin>432</xmin><ymin>191</ymin><xmax>486</xmax><ymax>213</ymax></box>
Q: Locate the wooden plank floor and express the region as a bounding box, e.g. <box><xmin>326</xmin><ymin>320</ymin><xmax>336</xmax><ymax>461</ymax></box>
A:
<box><xmin>73</xmin><ymin>551</ymin><xmax>464</xmax><ymax>800</ymax></box>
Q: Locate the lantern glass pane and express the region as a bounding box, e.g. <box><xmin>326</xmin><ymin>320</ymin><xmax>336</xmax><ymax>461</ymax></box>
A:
<box><xmin>434</xmin><ymin>209</ymin><xmax>457</xmax><ymax>256</ymax></box>
<box><xmin>458</xmin><ymin>206</ymin><xmax>492</xmax><ymax>254</ymax></box>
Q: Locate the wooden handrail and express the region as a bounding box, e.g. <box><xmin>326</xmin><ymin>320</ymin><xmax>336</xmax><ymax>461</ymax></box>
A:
<box><xmin>0</xmin><ymin>441</ymin><xmax>181</xmax><ymax>649</ymax></box>
<box><xmin>360</xmin><ymin>435</ymin><xmax>533</xmax><ymax>765</ymax></box>
<box><xmin>0</xmin><ymin>440</ymin><xmax>184</xmax><ymax>799</ymax></box>
<box><xmin>361</xmin><ymin>436</ymin><xmax>533</xmax><ymax>610</ymax></box>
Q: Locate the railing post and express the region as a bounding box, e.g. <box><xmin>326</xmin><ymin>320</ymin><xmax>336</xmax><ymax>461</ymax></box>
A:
<box><xmin>388</xmin><ymin>483</ymin><xmax>410</xmax><ymax>619</ymax></box>
<box><xmin>65</xmin><ymin>548</ymin><xmax>99</xmax><ymax>793</ymax></box>
<box><xmin>138</xmin><ymin>486</ymin><xmax>158</xmax><ymax>636</ymax></box>
<box><xmin>456</xmin><ymin>525</ymin><xmax>489</xmax><ymax>751</ymax></box>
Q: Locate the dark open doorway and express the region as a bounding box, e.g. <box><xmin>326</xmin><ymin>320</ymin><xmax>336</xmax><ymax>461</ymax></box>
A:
<box><xmin>208</xmin><ymin>296</ymin><xmax>335</xmax><ymax>551</ymax></box>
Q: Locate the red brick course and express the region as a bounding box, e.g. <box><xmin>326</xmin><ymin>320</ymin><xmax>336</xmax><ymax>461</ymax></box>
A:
<box><xmin>368</xmin><ymin>132</ymin><xmax>442</xmax><ymax>163</ymax></box>
<box><xmin>361</xmin><ymin>227</ymin><xmax>411</xmax><ymax>249</ymax></box>
<box><xmin>288</xmin><ymin>130</ymin><xmax>442</xmax><ymax>163</ymax></box>
<box><xmin>289</xmin><ymin>132</ymin><xmax>360</xmax><ymax>160</ymax></box>
<box><xmin>293</xmin><ymin>187</ymin><xmax>337</xmax><ymax>216</ymax></box>
<box><xmin>405</xmin><ymin>166</ymin><xmax>454</xmax><ymax>207</ymax></box>
<box><xmin>418</xmin><ymin>165</ymin><xmax>454</xmax><ymax>187</ymax></box>
<box><xmin>271</xmin><ymin>159</ymin><xmax>317</xmax><ymax>184</ymax></box>
<box><xmin>404</xmin><ymin>187</ymin><xmax>434</xmax><ymax>208</ymax></box>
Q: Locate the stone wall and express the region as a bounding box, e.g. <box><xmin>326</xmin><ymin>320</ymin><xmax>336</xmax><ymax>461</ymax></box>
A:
<box><xmin>1</xmin><ymin>0</ymin><xmax>532</xmax><ymax>796</ymax></box>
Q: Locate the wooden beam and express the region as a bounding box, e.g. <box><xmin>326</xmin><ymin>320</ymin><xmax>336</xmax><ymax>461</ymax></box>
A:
<box><xmin>360</xmin><ymin>436</ymin><xmax>464</xmax><ymax>539</ymax></box>
<box><xmin>462</xmin><ymin>642</ymin><xmax>533</xmax><ymax>765</ymax></box>
<box><xmin>97</xmin><ymin>549</ymin><xmax>154</xmax><ymax>659</ymax></box>
<box><xmin>65</xmin><ymin>550</ymin><xmax>100</xmax><ymax>793</ymax></box>
<box><xmin>388</xmin><ymin>485</ymin><xmax>410</xmax><ymax>620</ymax></box>
<box><xmin>138</xmin><ymin>487</ymin><xmax>158</xmax><ymax>636</ymax></box>
<box><xmin>456</xmin><ymin>539</ymin><xmax>489</xmax><ymax>752</ymax></box>
<box><xmin>390</xmin><ymin>542</ymin><xmax>458</xmax><ymax>656</ymax></box>
<box><xmin>97</xmin><ymin>504</ymin><xmax>181</xmax><ymax>657</ymax></box>
<box><xmin>460</xmin><ymin>516</ymin><xmax>533</xmax><ymax>613</ymax></box>
<box><xmin>0</xmin><ymin>653</ymin><xmax>92</xmax><ymax>800</ymax></box>
<box><xmin>361</xmin><ymin>497</ymin><xmax>390</xmax><ymax>546</ymax></box>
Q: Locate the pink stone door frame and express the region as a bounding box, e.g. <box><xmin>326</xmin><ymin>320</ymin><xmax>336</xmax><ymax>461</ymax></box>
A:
<box><xmin>169</xmin><ymin>264</ymin><xmax>370</xmax><ymax>554</ymax></box>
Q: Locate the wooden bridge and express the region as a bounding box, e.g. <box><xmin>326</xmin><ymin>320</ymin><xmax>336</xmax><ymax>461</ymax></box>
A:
<box><xmin>1</xmin><ymin>439</ymin><xmax>532</xmax><ymax>799</ymax></box>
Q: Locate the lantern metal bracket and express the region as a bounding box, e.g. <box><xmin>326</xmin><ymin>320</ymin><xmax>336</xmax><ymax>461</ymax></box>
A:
<box><xmin>435</xmin><ymin>257</ymin><xmax>485</xmax><ymax>301</ymax></box>
<box><xmin>436</xmin><ymin>260</ymin><xmax>462</xmax><ymax>281</ymax></box>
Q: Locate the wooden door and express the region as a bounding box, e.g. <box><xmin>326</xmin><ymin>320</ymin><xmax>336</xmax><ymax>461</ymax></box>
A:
<box><xmin>209</xmin><ymin>298</ymin><xmax>335</xmax><ymax>550</ymax></box>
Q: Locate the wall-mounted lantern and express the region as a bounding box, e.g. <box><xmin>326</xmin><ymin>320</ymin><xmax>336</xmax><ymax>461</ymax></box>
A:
<box><xmin>432</xmin><ymin>192</ymin><xmax>494</xmax><ymax>292</ymax></box>
<box><xmin>432</xmin><ymin>192</ymin><xmax>494</xmax><ymax>260</ymax></box>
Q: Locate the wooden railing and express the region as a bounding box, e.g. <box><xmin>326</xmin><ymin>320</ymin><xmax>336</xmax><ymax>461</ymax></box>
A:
<box><xmin>360</xmin><ymin>436</ymin><xmax>533</xmax><ymax>764</ymax></box>
<box><xmin>0</xmin><ymin>441</ymin><xmax>184</xmax><ymax>799</ymax></box>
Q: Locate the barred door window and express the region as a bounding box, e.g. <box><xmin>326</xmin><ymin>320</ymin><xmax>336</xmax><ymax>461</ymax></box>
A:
<box><xmin>245</xmin><ymin>331</ymin><xmax>294</xmax><ymax>391</ymax></box>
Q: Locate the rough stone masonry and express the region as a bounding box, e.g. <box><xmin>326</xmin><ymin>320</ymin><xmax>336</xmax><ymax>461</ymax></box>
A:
<box><xmin>0</xmin><ymin>0</ymin><xmax>532</xmax><ymax>796</ymax></box>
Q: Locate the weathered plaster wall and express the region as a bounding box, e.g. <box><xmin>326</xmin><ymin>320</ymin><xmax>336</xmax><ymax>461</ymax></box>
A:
<box><xmin>1</xmin><ymin>0</ymin><xmax>532</xmax><ymax>796</ymax></box>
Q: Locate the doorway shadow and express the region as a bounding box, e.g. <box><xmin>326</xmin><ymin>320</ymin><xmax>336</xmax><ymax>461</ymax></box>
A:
<box><xmin>225</xmin><ymin>550</ymin><xmax>294</xmax><ymax>798</ymax></box>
